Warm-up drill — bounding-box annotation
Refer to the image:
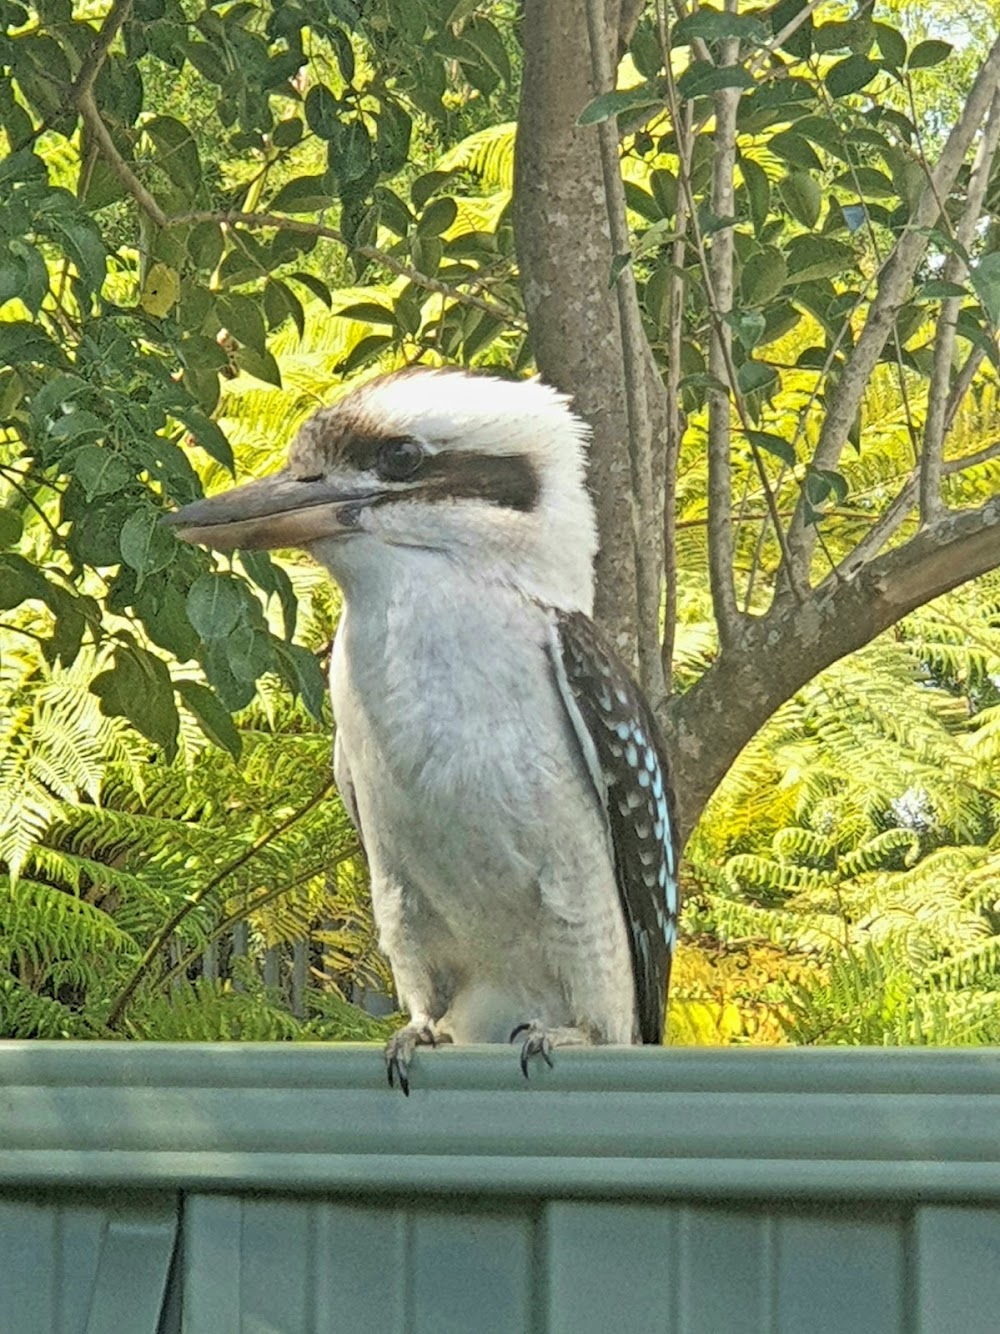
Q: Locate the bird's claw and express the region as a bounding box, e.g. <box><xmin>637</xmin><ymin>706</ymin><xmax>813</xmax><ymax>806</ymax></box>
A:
<box><xmin>510</xmin><ymin>1022</ymin><xmax>555</xmax><ymax>1079</ymax></box>
<box><xmin>385</xmin><ymin>1023</ymin><xmax>437</xmax><ymax>1096</ymax></box>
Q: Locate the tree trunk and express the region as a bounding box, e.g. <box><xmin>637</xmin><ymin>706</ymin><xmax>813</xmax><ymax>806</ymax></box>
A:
<box><xmin>514</xmin><ymin>0</ymin><xmax>640</xmax><ymax>667</ymax></box>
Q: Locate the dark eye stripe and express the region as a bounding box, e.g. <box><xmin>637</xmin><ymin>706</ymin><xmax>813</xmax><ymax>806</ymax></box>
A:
<box><xmin>408</xmin><ymin>452</ymin><xmax>539</xmax><ymax>513</ymax></box>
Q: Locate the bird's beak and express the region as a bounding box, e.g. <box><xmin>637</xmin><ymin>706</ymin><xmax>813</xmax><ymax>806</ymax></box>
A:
<box><xmin>163</xmin><ymin>470</ymin><xmax>374</xmax><ymax>552</ymax></box>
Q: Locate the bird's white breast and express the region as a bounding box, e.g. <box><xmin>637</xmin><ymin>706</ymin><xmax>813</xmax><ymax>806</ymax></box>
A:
<box><xmin>326</xmin><ymin>543</ymin><xmax>635</xmax><ymax>1044</ymax></box>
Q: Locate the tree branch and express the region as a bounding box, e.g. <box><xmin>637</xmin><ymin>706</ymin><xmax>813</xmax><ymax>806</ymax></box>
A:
<box><xmin>70</xmin><ymin>0</ymin><xmax>134</xmax><ymax>100</ymax></box>
<box><xmin>779</xmin><ymin>35</ymin><xmax>1000</xmax><ymax>589</ymax></box>
<box><xmin>585</xmin><ymin>0</ymin><xmax>667</xmax><ymax>707</ymax></box>
<box><xmin>668</xmin><ymin>494</ymin><xmax>1000</xmax><ymax>843</ymax></box>
<box><xmin>105</xmin><ymin>778</ymin><xmax>334</xmax><ymax>1029</ymax></box>
<box><xmin>705</xmin><ymin>36</ymin><xmax>742</xmax><ymax>650</ymax></box>
<box><xmin>76</xmin><ymin>98</ymin><xmax>523</xmax><ymax>328</ymax></box>
<box><xmin>920</xmin><ymin>89</ymin><xmax>1000</xmax><ymax>523</ymax></box>
<box><xmin>661</xmin><ymin>99</ymin><xmax>693</xmax><ymax>694</ymax></box>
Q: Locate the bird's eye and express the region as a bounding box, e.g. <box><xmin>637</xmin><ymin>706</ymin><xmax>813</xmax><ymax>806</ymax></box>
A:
<box><xmin>297</xmin><ymin>473</ymin><xmax>323</xmax><ymax>484</ymax></box>
<box><xmin>376</xmin><ymin>437</ymin><xmax>424</xmax><ymax>482</ymax></box>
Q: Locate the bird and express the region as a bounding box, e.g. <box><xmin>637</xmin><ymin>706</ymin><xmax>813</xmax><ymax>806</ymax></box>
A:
<box><xmin>166</xmin><ymin>368</ymin><xmax>679</xmax><ymax>1093</ymax></box>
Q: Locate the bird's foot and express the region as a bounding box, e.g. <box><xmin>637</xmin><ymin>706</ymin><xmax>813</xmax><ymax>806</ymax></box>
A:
<box><xmin>510</xmin><ymin>1021</ymin><xmax>555</xmax><ymax>1078</ymax></box>
<box><xmin>385</xmin><ymin>1021</ymin><xmax>444</xmax><ymax>1096</ymax></box>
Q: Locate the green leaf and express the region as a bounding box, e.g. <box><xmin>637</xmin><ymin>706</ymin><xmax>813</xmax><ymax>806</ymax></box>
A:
<box><xmin>672</xmin><ymin>10</ymin><xmax>767</xmax><ymax>45</ymax></box>
<box><xmin>263</xmin><ymin>278</ymin><xmax>304</xmax><ymax>338</ymax></box>
<box><xmin>234</xmin><ymin>345</ymin><xmax>282</xmax><ymax>387</ymax></box>
<box><xmin>624</xmin><ymin>182</ymin><xmax>660</xmax><ymax>222</ymax></box>
<box><xmin>48</xmin><ymin>409</ymin><xmax>106</xmax><ymax>446</ymax></box>
<box><xmin>874</xmin><ymin>23</ymin><xmax>906</xmax><ymax>69</ymax></box>
<box><xmin>186</xmin><ymin>572</ymin><xmax>243</xmax><ymax>640</ymax></box>
<box><xmin>72</xmin><ymin>445</ymin><xmax>133</xmax><ymax>499</ymax></box>
<box><xmin>305</xmin><ymin>84</ymin><xmax>341</xmax><ymax>140</ymax></box>
<box><xmin>226</xmin><ymin>624</ymin><xmax>273</xmax><ymax>682</ymax></box>
<box><xmin>769</xmin><ymin>132</ymin><xmax>822</xmax><ymax>171</ymax></box>
<box><xmin>463</xmin><ymin>18</ymin><xmax>511</xmax><ymax>86</ymax></box>
<box><xmin>770</xmin><ymin>0</ymin><xmax>813</xmax><ymax>58</ymax></box>
<box><xmin>831</xmin><ymin>167</ymin><xmax>896</xmax><ymax>199</ymax></box>
<box><xmin>741</xmin><ymin>247</ymin><xmax>788</xmax><ymax>306</ymax></box>
<box><xmin>91</xmin><ymin>643</ymin><xmax>179</xmax><ymax>759</ymax></box>
<box><xmin>813</xmin><ymin>20</ymin><xmax>862</xmax><ymax>53</ymax></box>
<box><xmin>746</xmin><ymin>430</ymin><xmax>795</xmax><ymax>465</ymax></box>
<box><xmin>417</xmin><ymin>196</ymin><xmax>458</xmax><ymax>237</ymax></box>
<box><xmin>825</xmin><ymin>55</ymin><xmax>879</xmax><ymax>98</ymax></box>
<box><xmin>269</xmin><ymin>175</ymin><xmax>332</xmax><ymax>214</ymax></box>
<box><xmin>144</xmin><ymin>114</ymin><xmax>201</xmax><ymax>194</ymax></box>
<box><xmin>0</xmin><ymin>322</ymin><xmax>67</xmax><ymax>368</ymax></box>
<box><xmin>0</xmin><ymin>552</ymin><xmax>44</xmax><ymax>609</ymax></box>
<box><xmin>119</xmin><ymin>508</ymin><xmax>175</xmax><ymax>578</ymax></box>
<box><xmin>650</xmin><ymin>168</ymin><xmax>678</xmax><ymax>218</ymax></box>
<box><xmin>188</xmin><ymin>221</ymin><xmax>224</xmax><ymax>271</ymax></box>
<box><xmin>176</xmin><ymin>678</ymin><xmax>242</xmax><ymax>757</ymax></box>
<box><xmin>185</xmin><ymin>39</ymin><xmax>227</xmax><ymax>83</ymax></box>
<box><xmin>805</xmin><ymin>466</ymin><xmax>849</xmax><ymax>506</ymax></box>
<box><xmin>41</xmin><ymin>215</ymin><xmax>106</xmax><ymax>296</ymax></box>
<box><xmin>971</xmin><ymin>253</ymin><xmax>1000</xmax><ymax>327</ymax></box>
<box><xmin>730</xmin><ymin>310</ymin><xmax>767</xmax><ymax>351</ymax></box>
<box><xmin>915</xmin><ymin>278</ymin><xmax>969</xmax><ymax>302</ymax></box>
<box><xmin>335</xmin><ymin>301</ymin><xmax>398</xmax><ymax>326</ymax></box>
<box><xmin>332</xmin><ymin>119</ymin><xmax>373</xmax><ymax>183</ymax></box>
<box><xmin>740</xmin><ymin>157</ymin><xmax>770</xmax><ymax>236</ymax></box>
<box><xmin>215</xmin><ymin>294</ymin><xmax>266</xmax><ymax>354</ymax></box>
<box><xmin>238</xmin><ymin>549</ymin><xmax>297</xmax><ymax>640</ymax></box>
<box><xmin>779</xmin><ymin>171</ymin><xmax>822</xmax><ymax>229</ymax></box>
<box><xmin>784</xmin><ymin>235</ymin><xmax>854</xmax><ymax>283</ymax></box>
<box><xmin>175</xmin><ymin>408</ymin><xmax>234</xmax><ymax>473</ymax></box>
<box><xmin>677</xmin><ymin>62</ymin><xmax>755</xmax><ymax>100</ymax></box>
<box><xmin>738</xmin><ymin>361</ymin><xmax>779</xmax><ymax>394</ymax></box>
<box><xmin>411</xmin><ymin>170</ymin><xmax>455</xmax><ymax>209</ymax></box>
<box><xmin>290</xmin><ymin>271</ymin><xmax>332</xmax><ymax>307</ymax></box>
<box><xmin>577</xmin><ymin>81</ymin><xmax>664</xmax><ymax>126</ymax></box>
<box><xmin>274</xmin><ymin>642</ymin><xmax>326</xmax><ymax>719</ymax></box>
<box><xmin>0</xmin><ymin>507</ymin><xmax>23</xmax><ymax>548</ymax></box>
<box><xmin>272</xmin><ymin>117</ymin><xmax>304</xmax><ymax>148</ymax></box>
<box><xmin>335</xmin><ymin>333</ymin><xmax>393</xmax><ymax>375</ymax></box>
<box><xmin>908</xmin><ymin>39</ymin><xmax>952</xmax><ymax>69</ymax></box>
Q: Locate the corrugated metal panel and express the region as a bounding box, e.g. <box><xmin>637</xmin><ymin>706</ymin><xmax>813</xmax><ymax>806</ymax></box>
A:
<box><xmin>912</xmin><ymin>1207</ymin><xmax>1000</xmax><ymax>1334</ymax></box>
<box><xmin>3</xmin><ymin>1047</ymin><xmax>1000</xmax><ymax>1332</ymax></box>
<box><xmin>0</xmin><ymin>1192</ymin><xmax>177</xmax><ymax>1334</ymax></box>
<box><xmin>180</xmin><ymin>1196</ymin><xmax>535</xmax><ymax>1334</ymax></box>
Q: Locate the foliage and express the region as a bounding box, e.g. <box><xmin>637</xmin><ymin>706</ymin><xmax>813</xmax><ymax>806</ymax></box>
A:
<box><xmin>675</xmin><ymin>574</ymin><xmax>1000</xmax><ymax>1046</ymax></box>
<box><xmin>4</xmin><ymin>0</ymin><xmax>1000</xmax><ymax>1046</ymax></box>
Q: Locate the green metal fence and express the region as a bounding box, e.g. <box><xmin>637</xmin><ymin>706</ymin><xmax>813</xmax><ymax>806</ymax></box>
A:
<box><xmin>2</xmin><ymin>1044</ymin><xmax>999</xmax><ymax>1332</ymax></box>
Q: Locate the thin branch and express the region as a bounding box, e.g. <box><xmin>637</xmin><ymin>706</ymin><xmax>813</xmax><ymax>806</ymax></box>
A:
<box><xmin>585</xmin><ymin>0</ymin><xmax>666</xmax><ymax>707</ymax></box>
<box><xmin>945</xmin><ymin>345</ymin><xmax>986</xmax><ymax>428</ymax></box>
<box><xmin>833</xmin><ymin>437</ymin><xmax>1000</xmax><ymax>575</ymax></box>
<box><xmin>76</xmin><ymin>95</ymin><xmax>523</xmax><ymax>328</ymax></box>
<box><xmin>921</xmin><ymin>88</ymin><xmax>1000</xmax><ymax>523</ymax></box>
<box><xmin>153</xmin><ymin>844</ymin><xmax>360</xmax><ymax>998</ymax></box>
<box><xmin>779</xmin><ymin>34</ymin><xmax>1000</xmax><ymax>584</ymax></box>
<box><xmin>705</xmin><ymin>34</ymin><xmax>742</xmax><ymax>649</ymax></box>
<box><xmin>70</xmin><ymin>0</ymin><xmax>134</xmax><ymax>100</ymax></box>
<box><xmin>748</xmin><ymin>0</ymin><xmax>829</xmax><ymax>73</ymax></box>
<box><xmin>172</xmin><ymin>210</ymin><xmax>525</xmax><ymax>327</ymax></box>
<box><xmin>77</xmin><ymin>89</ymin><xmax>168</xmax><ymax>227</ymax></box>
<box><xmin>105</xmin><ymin>777</ymin><xmax>335</xmax><ymax>1029</ymax></box>
<box><xmin>661</xmin><ymin>96</ymin><xmax>692</xmax><ymax>692</ymax></box>
<box><xmin>660</xmin><ymin>10</ymin><xmax>801</xmax><ymax>613</ymax></box>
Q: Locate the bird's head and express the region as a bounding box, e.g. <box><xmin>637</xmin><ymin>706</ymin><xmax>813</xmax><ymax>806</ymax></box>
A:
<box><xmin>166</xmin><ymin>368</ymin><xmax>597</xmax><ymax>609</ymax></box>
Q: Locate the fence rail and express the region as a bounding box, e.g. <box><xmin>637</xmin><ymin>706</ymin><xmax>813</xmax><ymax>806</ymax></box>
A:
<box><xmin>2</xmin><ymin>1044</ymin><xmax>1000</xmax><ymax>1332</ymax></box>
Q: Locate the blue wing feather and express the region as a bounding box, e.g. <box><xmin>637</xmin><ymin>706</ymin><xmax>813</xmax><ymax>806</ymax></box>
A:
<box><xmin>547</xmin><ymin>609</ymin><xmax>679</xmax><ymax>1044</ymax></box>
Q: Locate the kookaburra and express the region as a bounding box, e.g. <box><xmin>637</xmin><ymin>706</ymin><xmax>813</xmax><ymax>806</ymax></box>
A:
<box><xmin>167</xmin><ymin>369</ymin><xmax>678</xmax><ymax>1092</ymax></box>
